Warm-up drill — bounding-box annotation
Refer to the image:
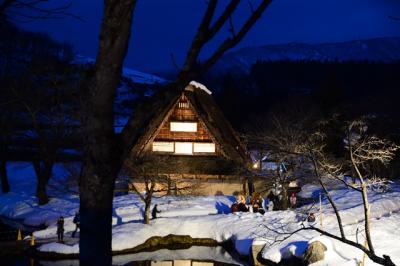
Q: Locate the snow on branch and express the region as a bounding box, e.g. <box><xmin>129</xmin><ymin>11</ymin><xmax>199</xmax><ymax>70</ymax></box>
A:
<box><xmin>346</xmin><ymin>120</ymin><xmax>400</xmax><ymax>166</ymax></box>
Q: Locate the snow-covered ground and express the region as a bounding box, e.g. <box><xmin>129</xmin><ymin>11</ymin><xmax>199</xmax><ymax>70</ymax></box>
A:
<box><xmin>1</xmin><ymin>162</ymin><xmax>400</xmax><ymax>266</ymax></box>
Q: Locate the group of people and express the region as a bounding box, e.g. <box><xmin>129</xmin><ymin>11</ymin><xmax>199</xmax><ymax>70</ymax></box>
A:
<box><xmin>231</xmin><ymin>191</ymin><xmax>298</xmax><ymax>214</ymax></box>
<box><xmin>231</xmin><ymin>192</ymin><xmax>268</xmax><ymax>214</ymax></box>
<box><xmin>56</xmin><ymin>211</ymin><xmax>80</xmax><ymax>243</ymax></box>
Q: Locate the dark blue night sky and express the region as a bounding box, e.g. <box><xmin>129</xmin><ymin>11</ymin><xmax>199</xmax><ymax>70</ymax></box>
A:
<box><xmin>19</xmin><ymin>0</ymin><xmax>400</xmax><ymax>74</ymax></box>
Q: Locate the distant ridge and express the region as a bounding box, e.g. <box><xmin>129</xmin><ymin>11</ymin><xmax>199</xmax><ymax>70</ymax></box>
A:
<box><xmin>74</xmin><ymin>55</ymin><xmax>167</xmax><ymax>85</ymax></box>
<box><xmin>211</xmin><ymin>37</ymin><xmax>400</xmax><ymax>74</ymax></box>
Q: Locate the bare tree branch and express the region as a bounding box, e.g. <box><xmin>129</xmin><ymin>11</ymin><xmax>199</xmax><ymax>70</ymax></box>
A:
<box><xmin>269</xmin><ymin>225</ymin><xmax>396</xmax><ymax>266</ymax></box>
<box><xmin>1</xmin><ymin>0</ymin><xmax>83</xmax><ymax>22</ymax></box>
<box><xmin>200</xmin><ymin>0</ymin><xmax>272</xmax><ymax>74</ymax></box>
<box><xmin>177</xmin><ymin>0</ymin><xmax>218</xmax><ymax>82</ymax></box>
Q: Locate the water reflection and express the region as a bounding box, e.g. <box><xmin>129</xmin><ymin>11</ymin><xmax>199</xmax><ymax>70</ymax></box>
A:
<box><xmin>37</xmin><ymin>246</ymin><xmax>246</xmax><ymax>266</ymax></box>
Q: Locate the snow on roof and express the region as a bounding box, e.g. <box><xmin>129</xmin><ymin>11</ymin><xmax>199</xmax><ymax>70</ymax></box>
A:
<box><xmin>189</xmin><ymin>81</ymin><xmax>212</xmax><ymax>95</ymax></box>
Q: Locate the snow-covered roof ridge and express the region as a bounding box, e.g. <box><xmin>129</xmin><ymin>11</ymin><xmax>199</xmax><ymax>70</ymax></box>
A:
<box><xmin>189</xmin><ymin>80</ymin><xmax>212</xmax><ymax>95</ymax></box>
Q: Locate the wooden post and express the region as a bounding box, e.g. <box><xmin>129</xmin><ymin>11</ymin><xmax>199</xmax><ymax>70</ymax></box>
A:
<box><xmin>319</xmin><ymin>192</ymin><xmax>323</xmax><ymax>231</ymax></box>
<box><xmin>17</xmin><ymin>228</ymin><xmax>22</xmax><ymax>241</ymax></box>
<box><xmin>361</xmin><ymin>236</ymin><xmax>368</xmax><ymax>266</ymax></box>
<box><xmin>30</xmin><ymin>234</ymin><xmax>35</xmax><ymax>246</ymax></box>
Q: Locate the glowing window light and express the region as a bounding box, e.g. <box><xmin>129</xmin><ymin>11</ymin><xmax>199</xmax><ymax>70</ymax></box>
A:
<box><xmin>170</xmin><ymin>122</ymin><xmax>197</xmax><ymax>132</ymax></box>
<box><xmin>178</xmin><ymin>102</ymin><xmax>190</xmax><ymax>109</ymax></box>
<box><xmin>193</xmin><ymin>142</ymin><xmax>215</xmax><ymax>153</ymax></box>
<box><xmin>174</xmin><ymin>142</ymin><xmax>193</xmax><ymax>154</ymax></box>
<box><xmin>152</xmin><ymin>142</ymin><xmax>174</xmax><ymax>152</ymax></box>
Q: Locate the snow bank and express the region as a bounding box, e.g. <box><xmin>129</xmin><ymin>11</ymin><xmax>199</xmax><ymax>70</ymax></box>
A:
<box><xmin>2</xmin><ymin>162</ymin><xmax>400</xmax><ymax>266</ymax></box>
<box><xmin>39</xmin><ymin>242</ymin><xmax>79</xmax><ymax>254</ymax></box>
<box><xmin>298</xmin><ymin>183</ymin><xmax>322</xmax><ymax>198</ymax></box>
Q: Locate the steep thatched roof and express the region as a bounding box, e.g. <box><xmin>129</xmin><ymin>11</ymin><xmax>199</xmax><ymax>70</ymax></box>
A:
<box><xmin>123</xmin><ymin>82</ymin><xmax>250</xmax><ymax>175</ymax></box>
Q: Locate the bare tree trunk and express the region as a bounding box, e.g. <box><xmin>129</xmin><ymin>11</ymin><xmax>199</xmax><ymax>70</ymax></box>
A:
<box><xmin>36</xmin><ymin>178</ymin><xmax>49</xmax><ymax>205</ymax></box>
<box><xmin>311</xmin><ymin>157</ymin><xmax>346</xmax><ymax>238</ymax></box>
<box><xmin>79</xmin><ymin>1</ymin><xmax>137</xmax><ymax>265</ymax></box>
<box><xmin>352</xmin><ymin>158</ymin><xmax>375</xmax><ymax>254</ymax></box>
<box><xmin>0</xmin><ymin>139</ymin><xmax>10</xmax><ymax>193</ymax></box>
<box><xmin>0</xmin><ymin>159</ymin><xmax>10</xmax><ymax>193</ymax></box>
<box><xmin>144</xmin><ymin>199</ymin><xmax>151</xmax><ymax>225</ymax></box>
<box><xmin>77</xmin><ymin>0</ymin><xmax>270</xmax><ymax>262</ymax></box>
<box><xmin>242</xmin><ymin>177</ymin><xmax>248</xmax><ymax>195</ymax></box>
<box><xmin>248</xmin><ymin>176</ymin><xmax>255</xmax><ymax>195</ymax></box>
<box><xmin>33</xmin><ymin>160</ymin><xmax>54</xmax><ymax>205</ymax></box>
<box><xmin>143</xmin><ymin>180</ymin><xmax>154</xmax><ymax>224</ymax></box>
<box><xmin>281</xmin><ymin>181</ymin><xmax>288</xmax><ymax>210</ymax></box>
<box><xmin>80</xmin><ymin>157</ymin><xmax>118</xmax><ymax>265</ymax></box>
<box><xmin>167</xmin><ymin>176</ymin><xmax>172</xmax><ymax>195</ymax></box>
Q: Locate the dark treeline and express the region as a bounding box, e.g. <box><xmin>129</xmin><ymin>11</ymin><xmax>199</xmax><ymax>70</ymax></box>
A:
<box><xmin>0</xmin><ymin>19</ymin><xmax>81</xmax><ymax>199</ymax></box>
<box><xmin>0</xmin><ymin>19</ymin><xmax>74</xmax><ymax>72</ymax></box>
<box><xmin>211</xmin><ymin>60</ymin><xmax>400</xmax><ymax>178</ymax></box>
<box><xmin>0</xmin><ymin>19</ymin><xmax>155</xmax><ymax>199</ymax></box>
<box><xmin>212</xmin><ymin>60</ymin><xmax>400</xmax><ymax>128</ymax></box>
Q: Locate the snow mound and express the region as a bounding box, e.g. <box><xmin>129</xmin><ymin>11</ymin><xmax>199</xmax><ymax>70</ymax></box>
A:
<box><xmin>39</xmin><ymin>242</ymin><xmax>79</xmax><ymax>254</ymax></box>
<box><xmin>298</xmin><ymin>184</ymin><xmax>322</xmax><ymax>198</ymax></box>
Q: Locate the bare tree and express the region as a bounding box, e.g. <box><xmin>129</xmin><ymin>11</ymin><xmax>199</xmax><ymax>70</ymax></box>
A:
<box><xmin>256</xmin><ymin>116</ymin><xmax>399</xmax><ymax>266</ymax></box>
<box><xmin>0</xmin><ymin>112</ymin><xmax>12</xmax><ymax>193</ymax></box>
<box><xmin>12</xmin><ymin>62</ymin><xmax>77</xmax><ymax>204</ymax></box>
<box><xmin>299</xmin><ymin>129</ymin><xmax>398</xmax><ymax>266</ymax></box>
<box><xmin>79</xmin><ymin>2</ymin><xmax>138</xmax><ymax>265</ymax></box>
<box><xmin>124</xmin><ymin>155</ymin><xmax>205</xmax><ymax>224</ymax></box>
<box><xmin>344</xmin><ymin>120</ymin><xmax>399</xmax><ymax>257</ymax></box>
<box><xmin>127</xmin><ymin>156</ymin><xmax>172</xmax><ymax>224</ymax></box>
<box><xmin>0</xmin><ymin>86</ymin><xmax>17</xmax><ymax>194</ymax></box>
<box><xmin>80</xmin><ymin>1</ymin><xmax>272</xmax><ymax>264</ymax></box>
<box><xmin>246</xmin><ymin>102</ymin><xmax>317</xmax><ymax>209</ymax></box>
<box><xmin>177</xmin><ymin>0</ymin><xmax>272</xmax><ymax>85</ymax></box>
<box><xmin>0</xmin><ymin>0</ymin><xmax>81</xmax><ymax>22</ymax></box>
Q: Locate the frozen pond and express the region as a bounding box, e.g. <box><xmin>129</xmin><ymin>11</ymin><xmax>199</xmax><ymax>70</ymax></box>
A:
<box><xmin>1</xmin><ymin>246</ymin><xmax>248</xmax><ymax>266</ymax></box>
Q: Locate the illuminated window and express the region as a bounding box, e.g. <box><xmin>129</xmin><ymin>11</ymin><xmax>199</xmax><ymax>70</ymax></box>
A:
<box><xmin>174</xmin><ymin>142</ymin><xmax>193</xmax><ymax>154</ymax></box>
<box><xmin>193</xmin><ymin>143</ymin><xmax>215</xmax><ymax>153</ymax></box>
<box><xmin>170</xmin><ymin>122</ymin><xmax>197</xmax><ymax>132</ymax></box>
<box><xmin>152</xmin><ymin>142</ymin><xmax>174</xmax><ymax>152</ymax></box>
<box><xmin>178</xmin><ymin>102</ymin><xmax>189</xmax><ymax>109</ymax></box>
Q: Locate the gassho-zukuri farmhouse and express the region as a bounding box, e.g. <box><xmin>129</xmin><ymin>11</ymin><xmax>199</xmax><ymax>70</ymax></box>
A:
<box><xmin>121</xmin><ymin>81</ymin><xmax>267</xmax><ymax>195</ymax></box>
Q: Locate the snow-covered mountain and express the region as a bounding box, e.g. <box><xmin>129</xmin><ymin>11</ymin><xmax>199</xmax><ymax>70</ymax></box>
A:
<box><xmin>73</xmin><ymin>55</ymin><xmax>168</xmax><ymax>132</ymax></box>
<box><xmin>212</xmin><ymin>37</ymin><xmax>400</xmax><ymax>74</ymax></box>
<box><xmin>73</xmin><ymin>55</ymin><xmax>168</xmax><ymax>85</ymax></box>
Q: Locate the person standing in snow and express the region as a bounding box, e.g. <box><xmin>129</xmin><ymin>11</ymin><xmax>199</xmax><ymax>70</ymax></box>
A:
<box><xmin>231</xmin><ymin>192</ymin><xmax>249</xmax><ymax>213</ymax></box>
<box><xmin>57</xmin><ymin>216</ymin><xmax>64</xmax><ymax>243</ymax></box>
<box><xmin>237</xmin><ymin>192</ymin><xmax>248</xmax><ymax>212</ymax></box>
<box><xmin>290</xmin><ymin>193</ymin><xmax>297</xmax><ymax>209</ymax></box>
<box><xmin>251</xmin><ymin>192</ymin><xmax>265</xmax><ymax>214</ymax></box>
<box><xmin>71</xmin><ymin>211</ymin><xmax>80</xmax><ymax>238</ymax></box>
<box><xmin>152</xmin><ymin>204</ymin><xmax>161</xmax><ymax>219</ymax></box>
<box><xmin>307</xmin><ymin>212</ymin><xmax>316</xmax><ymax>223</ymax></box>
<box><xmin>268</xmin><ymin>200</ymin><xmax>274</xmax><ymax>211</ymax></box>
<box><xmin>263</xmin><ymin>197</ymin><xmax>269</xmax><ymax>210</ymax></box>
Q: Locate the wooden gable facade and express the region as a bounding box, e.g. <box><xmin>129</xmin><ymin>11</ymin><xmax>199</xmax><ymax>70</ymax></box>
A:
<box><xmin>148</xmin><ymin>93</ymin><xmax>219</xmax><ymax>156</ymax></box>
<box><xmin>124</xmin><ymin>82</ymin><xmax>251</xmax><ymax>194</ymax></box>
